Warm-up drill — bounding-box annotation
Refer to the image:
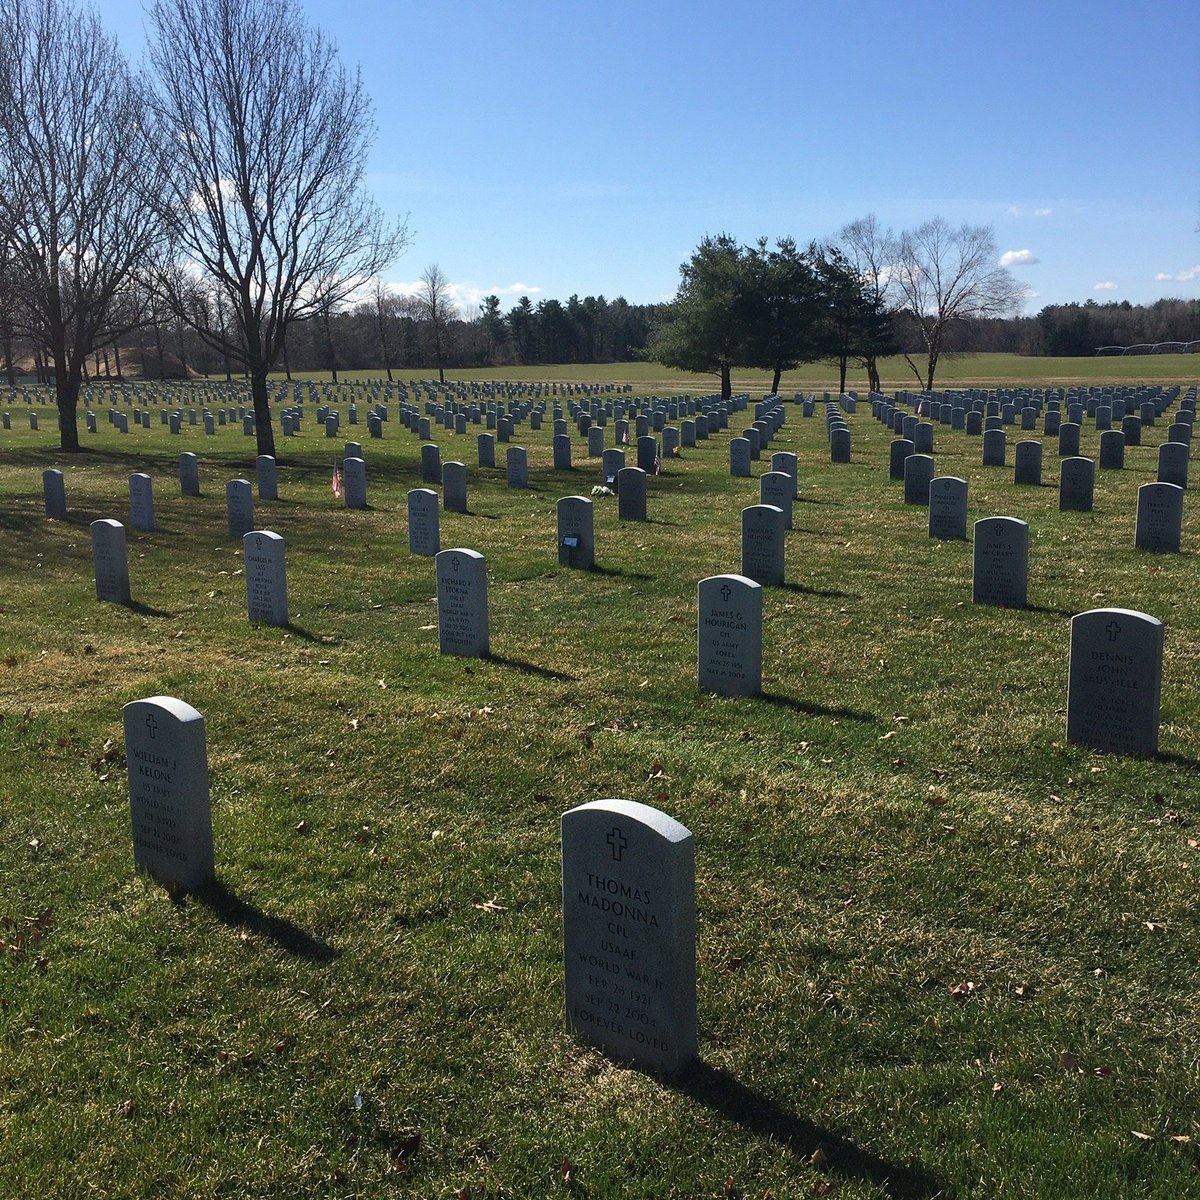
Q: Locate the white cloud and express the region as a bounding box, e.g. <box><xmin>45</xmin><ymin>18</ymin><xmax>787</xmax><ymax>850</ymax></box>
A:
<box><xmin>1153</xmin><ymin>265</ymin><xmax>1200</xmax><ymax>283</ymax></box>
<box><xmin>1033</xmin><ymin>207</ymin><xmax>1053</xmax><ymax>217</ymax></box>
<box><xmin>385</xmin><ymin>278</ymin><xmax>542</xmax><ymax>314</ymax></box>
<box><xmin>1006</xmin><ymin>205</ymin><xmax>1022</xmax><ymax>217</ymax></box>
<box><xmin>1093</xmin><ymin>281</ymin><xmax>1118</xmax><ymax>291</ymax></box>
<box><xmin>999</xmin><ymin>249</ymin><xmax>1039</xmax><ymax>267</ymax></box>
<box><xmin>1021</xmin><ymin>287</ymin><xmax>1040</xmax><ymax>300</ymax></box>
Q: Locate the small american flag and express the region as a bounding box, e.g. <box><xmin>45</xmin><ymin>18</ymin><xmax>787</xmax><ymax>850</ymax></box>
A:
<box><xmin>620</xmin><ymin>430</ymin><xmax>629</xmax><ymax>445</ymax></box>
<box><xmin>653</xmin><ymin>454</ymin><xmax>662</xmax><ymax>475</ymax></box>
<box><xmin>332</xmin><ymin>463</ymin><xmax>342</xmax><ymax>498</ymax></box>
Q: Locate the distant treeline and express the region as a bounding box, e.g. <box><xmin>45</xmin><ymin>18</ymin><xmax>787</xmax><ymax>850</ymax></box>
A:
<box><xmin>14</xmin><ymin>293</ymin><xmax>1199</xmax><ymax>384</ymax></box>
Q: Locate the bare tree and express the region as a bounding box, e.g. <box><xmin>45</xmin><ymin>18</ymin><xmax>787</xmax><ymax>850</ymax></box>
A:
<box><xmin>144</xmin><ymin>0</ymin><xmax>409</xmax><ymax>457</ymax></box>
<box><xmin>838</xmin><ymin>214</ymin><xmax>899</xmax><ymax>393</ymax></box>
<box><xmin>893</xmin><ymin>218</ymin><xmax>1024</xmax><ymax>390</ymax></box>
<box><xmin>418</xmin><ymin>264</ymin><xmax>457</xmax><ymax>384</ymax></box>
<box><xmin>0</xmin><ymin>0</ymin><xmax>165</xmax><ymax>450</ymax></box>
<box><xmin>369</xmin><ymin>278</ymin><xmax>398</xmax><ymax>381</ymax></box>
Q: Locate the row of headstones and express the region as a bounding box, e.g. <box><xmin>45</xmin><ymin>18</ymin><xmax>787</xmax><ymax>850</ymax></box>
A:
<box><xmin>123</xmin><ymin>588</ymin><xmax>1166</xmax><ymax>1072</ymax></box>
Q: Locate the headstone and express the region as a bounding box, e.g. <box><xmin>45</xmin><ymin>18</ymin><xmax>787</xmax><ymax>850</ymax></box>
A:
<box><xmin>561</xmin><ymin>798</ymin><xmax>696</xmax><ymax>1076</ymax></box>
<box><xmin>435</xmin><ymin>547</ymin><xmax>489</xmax><ymax>658</ymax></box>
<box><xmin>1157</xmin><ymin>442</ymin><xmax>1189</xmax><ymax>490</ymax></box>
<box><xmin>256</xmin><ymin>454</ymin><xmax>278</xmax><ymax>501</ymax></box>
<box><xmin>1059</xmin><ymin>457</ymin><xmax>1095</xmax><ymax>512</ymax></box>
<box><xmin>343</xmin><ymin>456</ymin><xmax>367</xmax><ymax>509</ymax></box>
<box><xmin>889</xmin><ymin>439</ymin><xmax>914</xmax><ymax>481</ymax></box>
<box><xmin>179</xmin><ymin>453</ymin><xmax>200</xmax><ymax>498</ymax></box>
<box><xmin>407</xmin><ymin>488</ymin><xmax>440</xmax><ymax>556</ymax></box>
<box><xmin>830</xmin><ymin>427</ymin><xmax>850</xmax><ymax>462</ymax></box>
<box><xmin>1013</xmin><ymin>440</ymin><xmax>1042</xmax><ymax>486</ymax></box>
<box><xmin>122</xmin><ymin>696</ymin><xmax>215</xmax><ymax>892</ymax></box>
<box><xmin>554</xmin><ymin>434</ymin><xmax>573</xmax><ymax>471</ymax></box>
<box><xmin>928</xmin><ymin>476</ymin><xmax>967</xmax><ymax>541</ymax></box>
<box><xmin>729</xmin><ymin>438</ymin><xmax>751</xmax><ymax>478</ymax></box>
<box><xmin>697</xmin><ymin>574</ymin><xmax>762</xmax><ymax>697</ymax></box>
<box><xmin>1135</xmin><ymin>482</ymin><xmax>1184</xmax><ymax>553</ymax></box>
<box><xmin>913</xmin><ymin>422</ymin><xmax>934</xmax><ymax>454</ymax></box>
<box><xmin>741</xmin><ymin>504</ymin><xmax>785</xmax><ymax>586</ymax></box>
<box><xmin>129</xmin><ymin>473</ymin><xmax>155</xmax><ymax>532</ymax></box>
<box><xmin>506</xmin><ymin>447</ymin><xmax>528</xmax><ymax>489</ymax></box>
<box><xmin>1058</xmin><ymin>422</ymin><xmax>1081</xmax><ymax>457</ymax></box>
<box><xmin>759</xmin><ymin>471</ymin><xmax>794</xmax><ymax>527</ymax></box>
<box><xmin>243</xmin><ymin>530</ymin><xmax>288</xmax><ymax>625</ymax></box>
<box><xmin>421</xmin><ymin>444</ymin><xmax>442</xmax><ymax>485</ymax></box>
<box><xmin>1066</xmin><ymin>609</ymin><xmax>1164</xmax><ymax>756</ymax></box>
<box><xmin>42</xmin><ymin>468</ymin><xmax>66</xmax><ymax>518</ymax></box>
<box><xmin>443</xmin><ymin>461</ymin><xmax>467</xmax><ymax>513</ymax></box>
<box><xmin>903</xmin><ymin>454</ymin><xmax>934</xmax><ymax>505</ymax></box>
<box><xmin>617</xmin><ymin>466</ymin><xmax>647</xmax><ymax>522</ymax></box>
<box><xmin>601</xmin><ymin>448</ymin><xmax>625</xmax><ymax>487</ymax></box>
<box><xmin>587</xmin><ymin>426</ymin><xmax>605</xmax><ymax>457</ymax></box>
<box><xmin>982</xmin><ymin>428</ymin><xmax>1006</xmax><ymax>466</ymax></box>
<box><xmin>226</xmin><ymin>479</ymin><xmax>254</xmax><ymax>539</ymax></box>
<box><xmin>557</xmin><ymin>496</ymin><xmax>595</xmax><ymax>569</ymax></box>
<box><xmin>972</xmin><ymin>517</ymin><xmax>1028</xmax><ymax>608</ymax></box>
<box><xmin>1098</xmin><ymin>430</ymin><xmax>1125</xmax><ymax>470</ymax></box>
<box><xmin>91</xmin><ymin>519</ymin><xmax>131</xmax><ymax>604</ymax></box>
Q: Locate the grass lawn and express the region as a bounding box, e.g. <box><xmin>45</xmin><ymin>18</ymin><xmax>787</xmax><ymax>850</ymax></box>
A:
<box><xmin>1</xmin><ymin>373</ymin><xmax>1199</xmax><ymax>1199</ymax></box>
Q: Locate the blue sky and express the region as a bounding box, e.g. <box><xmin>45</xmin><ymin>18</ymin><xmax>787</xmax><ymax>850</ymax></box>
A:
<box><xmin>104</xmin><ymin>0</ymin><xmax>1199</xmax><ymax>318</ymax></box>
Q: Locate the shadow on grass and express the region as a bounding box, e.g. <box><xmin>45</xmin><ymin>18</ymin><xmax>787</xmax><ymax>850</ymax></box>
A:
<box><xmin>1026</xmin><ymin>603</ymin><xmax>1075</xmax><ymax>618</ymax></box>
<box><xmin>675</xmin><ymin>1062</ymin><xmax>945</xmax><ymax>1199</ymax></box>
<box><xmin>759</xmin><ymin>692</ymin><xmax>877</xmax><ymax>724</ymax></box>
<box><xmin>283</xmin><ymin>622</ymin><xmax>323</xmax><ymax>643</ymax></box>
<box><xmin>1157</xmin><ymin>750</ymin><xmax>1200</xmax><ymax>769</ymax></box>
<box><xmin>195</xmin><ymin>878</ymin><xmax>338</xmax><ymax>962</ymax></box>
<box><xmin>486</xmin><ymin>653</ymin><xmax>577</xmax><ymax>682</ymax></box>
<box><xmin>778</xmin><ymin>580</ymin><xmax>860</xmax><ymax>600</ymax></box>
<box><xmin>590</xmin><ymin>563</ymin><xmax>654</xmax><ymax>581</ymax></box>
<box><xmin>126</xmin><ymin>599</ymin><xmax>174</xmax><ymax>618</ymax></box>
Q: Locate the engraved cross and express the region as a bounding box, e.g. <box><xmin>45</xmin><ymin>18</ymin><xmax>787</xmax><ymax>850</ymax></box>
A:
<box><xmin>607</xmin><ymin>826</ymin><xmax>627</xmax><ymax>862</ymax></box>
<box><xmin>146</xmin><ymin>713</ymin><xmax>158</xmax><ymax>739</ymax></box>
<box><xmin>1106</xmin><ymin>620</ymin><xmax>1122</xmax><ymax>642</ymax></box>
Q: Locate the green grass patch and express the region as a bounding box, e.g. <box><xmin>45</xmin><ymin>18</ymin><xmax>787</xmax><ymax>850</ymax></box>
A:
<box><xmin>1</xmin><ymin>378</ymin><xmax>1199</xmax><ymax>1198</ymax></box>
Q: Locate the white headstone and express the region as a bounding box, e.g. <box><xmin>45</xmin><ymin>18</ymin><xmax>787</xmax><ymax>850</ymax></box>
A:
<box><xmin>928</xmin><ymin>476</ymin><xmax>967</xmax><ymax>541</ymax></box>
<box><xmin>408</xmin><ymin>488</ymin><xmax>440</xmax><ymax>555</ymax></box>
<box><xmin>740</xmin><ymin>504</ymin><xmax>785</xmax><ymax>586</ymax></box>
<box><xmin>91</xmin><ymin>518</ymin><xmax>131</xmax><ymax>604</ymax></box>
<box><xmin>243</xmin><ymin>530</ymin><xmax>288</xmax><ymax>625</ymax></box>
<box><xmin>129</xmin><ymin>473</ymin><xmax>155</xmax><ymax>532</ymax></box>
<box><xmin>1066</xmin><ymin>609</ymin><xmax>1164</xmax><ymax>757</ymax></box>
<box><xmin>226</xmin><ymin>479</ymin><xmax>254</xmax><ymax>539</ymax></box>
<box><xmin>697</xmin><ymin>574</ymin><xmax>762</xmax><ymax>697</ymax></box>
<box><xmin>557</xmin><ymin>496</ymin><xmax>595</xmax><ymax>569</ymax></box>
<box><xmin>972</xmin><ymin>517</ymin><xmax>1028</xmax><ymax>608</ymax></box>
<box><xmin>436</xmin><ymin>547</ymin><xmax>489</xmax><ymax>658</ymax></box>
<box><xmin>562</xmin><ymin>798</ymin><xmax>696</xmax><ymax>1076</ymax></box>
<box><xmin>1135</xmin><ymin>482</ymin><xmax>1184</xmax><ymax>553</ymax></box>
<box><xmin>122</xmin><ymin>695</ymin><xmax>215</xmax><ymax>892</ymax></box>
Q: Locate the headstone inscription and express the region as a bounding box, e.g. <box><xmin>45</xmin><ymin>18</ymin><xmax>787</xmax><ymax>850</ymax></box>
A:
<box><xmin>729</xmin><ymin>438</ymin><xmax>751</xmax><ymax>478</ymax></box>
<box><xmin>972</xmin><ymin>517</ymin><xmax>1028</xmax><ymax>608</ymax></box>
<box><xmin>928</xmin><ymin>476</ymin><xmax>967</xmax><ymax>540</ymax></box>
<box><xmin>122</xmin><ymin>696</ymin><xmax>215</xmax><ymax>892</ymax></box>
<box><xmin>435</xmin><ymin>547</ymin><xmax>489</xmax><ymax>658</ymax></box>
<box><xmin>91</xmin><ymin>519</ymin><xmax>131</xmax><ymax>604</ymax></box>
<box><xmin>561</xmin><ymin>798</ymin><xmax>696</xmax><ymax>1076</ymax></box>
<box><xmin>1135</xmin><ymin>482</ymin><xmax>1184</xmax><ymax>552</ymax></box>
<box><xmin>1066</xmin><ymin>608</ymin><xmax>1163</xmax><ymax>757</ymax></box>
<box><xmin>697</xmin><ymin>574</ymin><xmax>762</xmax><ymax>697</ymax></box>
<box><xmin>243</xmin><ymin>530</ymin><xmax>288</xmax><ymax>625</ymax></box>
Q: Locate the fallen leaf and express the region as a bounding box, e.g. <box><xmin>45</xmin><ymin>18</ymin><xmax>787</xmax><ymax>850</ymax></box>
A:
<box><xmin>1059</xmin><ymin>1051</ymin><xmax>1079</xmax><ymax>1071</ymax></box>
<box><xmin>1169</xmin><ymin>1135</ymin><xmax>1192</xmax><ymax>1144</ymax></box>
<box><xmin>949</xmin><ymin>981</ymin><xmax>976</xmax><ymax>1001</ymax></box>
<box><xmin>808</xmin><ymin>1148</ymin><xmax>827</xmax><ymax>1167</ymax></box>
<box><xmin>473</xmin><ymin>897</ymin><xmax>506</xmax><ymax>914</ymax></box>
<box><xmin>1132</xmin><ymin>1130</ymin><xmax>1153</xmax><ymax>1142</ymax></box>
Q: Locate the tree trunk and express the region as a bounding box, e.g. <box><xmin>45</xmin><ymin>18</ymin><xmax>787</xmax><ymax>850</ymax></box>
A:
<box><xmin>771</xmin><ymin>363</ymin><xmax>783</xmax><ymax>394</ymax></box>
<box><xmin>154</xmin><ymin>323</ymin><xmax>166</xmax><ymax>379</ymax></box>
<box><xmin>282</xmin><ymin>340</ymin><xmax>292</xmax><ymax>381</ymax></box>
<box><xmin>925</xmin><ymin>352</ymin><xmax>938</xmax><ymax>391</ymax></box>
<box><xmin>839</xmin><ymin>355</ymin><xmax>848</xmax><ymax>393</ymax></box>
<box><xmin>251</xmin><ymin>366</ymin><xmax>276</xmax><ymax>458</ymax></box>
<box><xmin>55</xmin><ymin>344</ymin><xmax>81</xmax><ymax>452</ymax></box>
<box><xmin>866</xmin><ymin>356</ymin><xmax>880</xmax><ymax>393</ymax></box>
<box><xmin>720</xmin><ymin>362</ymin><xmax>731</xmax><ymax>401</ymax></box>
<box><xmin>2</xmin><ymin>326</ymin><xmax>14</xmax><ymax>385</ymax></box>
<box><xmin>114</xmin><ymin>341</ymin><xmax>123</xmax><ymax>379</ymax></box>
<box><xmin>176</xmin><ymin>322</ymin><xmax>188</xmax><ymax>377</ymax></box>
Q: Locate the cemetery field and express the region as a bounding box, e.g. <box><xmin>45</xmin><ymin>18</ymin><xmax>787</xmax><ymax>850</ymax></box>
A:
<box><xmin>3</xmin><ymin>382</ymin><xmax>1200</xmax><ymax>1200</ymax></box>
<box><xmin>289</xmin><ymin>351</ymin><xmax>1200</xmax><ymax>393</ymax></box>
